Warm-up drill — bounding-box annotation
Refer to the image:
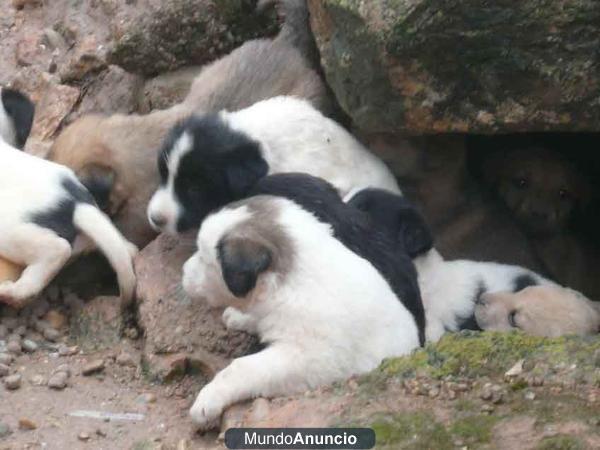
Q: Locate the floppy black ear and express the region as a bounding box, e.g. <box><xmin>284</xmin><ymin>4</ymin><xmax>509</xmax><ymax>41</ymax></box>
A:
<box><xmin>397</xmin><ymin>207</ymin><xmax>434</xmax><ymax>258</ymax></box>
<box><xmin>79</xmin><ymin>165</ymin><xmax>116</xmax><ymax>213</ymax></box>
<box><xmin>1</xmin><ymin>88</ymin><xmax>35</xmax><ymax>149</ymax></box>
<box><xmin>217</xmin><ymin>238</ymin><xmax>272</xmax><ymax>298</ymax></box>
<box><xmin>223</xmin><ymin>144</ymin><xmax>269</xmax><ymax>198</ymax></box>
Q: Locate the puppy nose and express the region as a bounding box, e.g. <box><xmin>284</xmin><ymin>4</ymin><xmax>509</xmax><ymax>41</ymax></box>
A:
<box><xmin>150</xmin><ymin>213</ymin><xmax>167</xmax><ymax>229</ymax></box>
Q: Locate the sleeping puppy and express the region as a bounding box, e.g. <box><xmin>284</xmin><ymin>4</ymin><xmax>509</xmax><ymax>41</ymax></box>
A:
<box><xmin>147</xmin><ymin>96</ymin><xmax>400</xmax><ymax>234</ymax></box>
<box><xmin>475</xmin><ymin>285</ymin><xmax>600</xmax><ymax>337</ymax></box>
<box><xmin>48</xmin><ymin>0</ymin><xmax>331</xmax><ymax>248</ymax></box>
<box><xmin>482</xmin><ymin>147</ymin><xmax>599</xmax><ymax>298</ymax></box>
<box><xmin>348</xmin><ymin>188</ymin><xmax>556</xmax><ymax>342</ymax></box>
<box><xmin>0</xmin><ymin>138</ymin><xmax>136</xmax><ymax>308</ymax></box>
<box><xmin>0</xmin><ymin>87</ymin><xmax>35</xmax><ymax>149</ymax></box>
<box><xmin>182</xmin><ymin>189</ymin><xmax>421</xmax><ymax>429</ymax></box>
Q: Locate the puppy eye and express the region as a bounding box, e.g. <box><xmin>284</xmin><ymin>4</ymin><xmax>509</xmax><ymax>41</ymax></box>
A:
<box><xmin>514</xmin><ymin>178</ymin><xmax>528</xmax><ymax>189</ymax></box>
<box><xmin>508</xmin><ymin>310</ymin><xmax>519</xmax><ymax>328</ymax></box>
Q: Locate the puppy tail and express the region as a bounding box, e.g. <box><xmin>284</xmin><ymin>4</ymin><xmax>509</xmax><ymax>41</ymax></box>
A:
<box><xmin>258</xmin><ymin>0</ymin><xmax>319</xmax><ymax>64</ymax></box>
<box><xmin>73</xmin><ymin>203</ymin><xmax>137</xmax><ymax>306</ymax></box>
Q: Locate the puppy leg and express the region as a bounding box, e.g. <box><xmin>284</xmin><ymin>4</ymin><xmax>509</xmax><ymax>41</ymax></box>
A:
<box><xmin>0</xmin><ymin>224</ymin><xmax>71</xmax><ymax>308</ymax></box>
<box><xmin>222</xmin><ymin>307</ymin><xmax>258</xmax><ymax>333</ymax></box>
<box><xmin>190</xmin><ymin>345</ymin><xmax>309</xmax><ymax>429</ymax></box>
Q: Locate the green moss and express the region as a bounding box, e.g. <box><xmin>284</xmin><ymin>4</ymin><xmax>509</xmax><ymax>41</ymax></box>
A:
<box><xmin>369</xmin><ymin>412</ymin><xmax>453</xmax><ymax>450</ymax></box>
<box><xmin>373</xmin><ymin>332</ymin><xmax>600</xmax><ymax>380</ymax></box>
<box><xmin>450</xmin><ymin>415</ymin><xmax>498</xmax><ymax>445</ymax></box>
<box><xmin>536</xmin><ymin>435</ymin><xmax>586</xmax><ymax>450</ymax></box>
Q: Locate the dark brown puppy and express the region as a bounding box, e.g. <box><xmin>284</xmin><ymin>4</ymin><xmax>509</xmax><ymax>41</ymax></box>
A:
<box><xmin>483</xmin><ymin>147</ymin><xmax>599</xmax><ymax>298</ymax></box>
<box><xmin>48</xmin><ymin>0</ymin><xmax>331</xmax><ymax>248</ymax></box>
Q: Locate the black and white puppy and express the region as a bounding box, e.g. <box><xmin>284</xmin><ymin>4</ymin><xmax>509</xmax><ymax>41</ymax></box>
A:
<box><xmin>182</xmin><ymin>176</ymin><xmax>421</xmax><ymax>429</ymax></box>
<box><xmin>147</xmin><ymin>96</ymin><xmax>400</xmax><ymax>233</ymax></box>
<box><xmin>348</xmin><ymin>188</ymin><xmax>556</xmax><ymax>342</ymax></box>
<box><xmin>0</xmin><ymin>125</ymin><xmax>136</xmax><ymax>308</ymax></box>
<box><xmin>0</xmin><ymin>87</ymin><xmax>35</xmax><ymax>149</ymax></box>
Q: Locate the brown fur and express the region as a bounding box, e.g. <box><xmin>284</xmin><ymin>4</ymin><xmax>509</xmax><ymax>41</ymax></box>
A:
<box><xmin>483</xmin><ymin>147</ymin><xmax>598</xmax><ymax>297</ymax></box>
<box><xmin>49</xmin><ymin>16</ymin><xmax>330</xmax><ymax>248</ymax></box>
<box><xmin>475</xmin><ymin>285</ymin><xmax>600</xmax><ymax>337</ymax></box>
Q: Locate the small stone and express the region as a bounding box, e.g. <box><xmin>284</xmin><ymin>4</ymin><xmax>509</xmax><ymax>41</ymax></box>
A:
<box><xmin>0</xmin><ymin>353</ymin><xmax>14</xmax><ymax>365</ymax></box>
<box><xmin>95</xmin><ymin>428</ymin><xmax>107</xmax><ymax>437</ymax></box>
<box><xmin>58</xmin><ymin>345</ymin><xmax>79</xmax><ymax>356</ymax></box>
<box><xmin>480</xmin><ymin>404</ymin><xmax>495</xmax><ymax>414</ymax></box>
<box><xmin>529</xmin><ymin>376</ymin><xmax>544</xmax><ymax>387</ymax></box>
<box><xmin>124</xmin><ymin>327</ymin><xmax>139</xmax><ymax>340</ymax></box>
<box><xmin>43</xmin><ymin>327</ymin><xmax>61</xmax><ymax>342</ymax></box>
<box><xmin>0</xmin><ymin>363</ymin><xmax>10</xmax><ymax>377</ymax></box>
<box><xmin>55</xmin><ymin>364</ymin><xmax>71</xmax><ymax>377</ymax></box>
<box><xmin>14</xmin><ymin>325</ymin><xmax>27</xmax><ymax>337</ymax></box>
<box><xmin>505</xmin><ymin>360</ymin><xmax>524</xmax><ymax>378</ymax></box>
<box><xmin>428</xmin><ymin>387</ymin><xmax>440</xmax><ymax>398</ymax></box>
<box><xmin>30</xmin><ymin>374</ymin><xmax>46</xmax><ymax>386</ymax></box>
<box><xmin>447</xmin><ymin>389</ymin><xmax>457</xmax><ymax>400</ymax></box>
<box><xmin>82</xmin><ymin>359</ymin><xmax>105</xmax><ymax>376</ymax></box>
<box><xmin>22</xmin><ymin>339</ymin><xmax>39</xmax><ymax>353</ymax></box>
<box><xmin>116</xmin><ymin>351</ymin><xmax>136</xmax><ymax>367</ymax></box>
<box><xmin>455</xmin><ymin>383</ymin><xmax>470</xmax><ymax>392</ymax></box>
<box><xmin>4</xmin><ymin>374</ymin><xmax>21</xmax><ymax>390</ymax></box>
<box><xmin>44</xmin><ymin>310</ymin><xmax>67</xmax><ymax>330</ymax></box>
<box><xmin>136</xmin><ymin>393</ymin><xmax>157</xmax><ymax>405</ymax></box>
<box><xmin>524</xmin><ymin>391</ymin><xmax>536</xmax><ymax>401</ymax></box>
<box><xmin>48</xmin><ymin>371</ymin><xmax>68</xmax><ymax>390</ymax></box>
<box><xmin>18</xmin><ymin>418</ymin><xmax>37</xmax><ymax>430</ymax></box>
<box><xmin>0</xmin><ymin>422</ymin><xmax>12</xmax><ymax>438</ymax></box>
<box><xmin>7</xmin><ymin>340</ymin><xmax>22</xmax><ymax>355</ymax></box>
<box><xmin>78</xmin><ymin>431</ymin><xmax>91</xmax><ymax>441</ymax></box>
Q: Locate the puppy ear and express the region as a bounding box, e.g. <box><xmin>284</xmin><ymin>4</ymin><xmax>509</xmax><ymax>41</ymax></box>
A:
<box><xmin>1</xmin><ymin>88</ymin><xmax>35</xmax><ymax>149</ymax></box>
<box><xmin>79</xmin><ymin>164</ymin><xmax>117</xmax><ymax>213</ymax></box>
<box><xmin>217</xmin><ymin>237</ymin><xmax>272</xmax><ymax>298</ymax></box>
<box><xmin>223</xmin><ymin>144</ymin><xmax>269</xmax><ymax>198</ymax></box>
<box><xmin>398</xmin><ymin>207</ymin><xmax>434</xmax><ymax>257</ymax></box>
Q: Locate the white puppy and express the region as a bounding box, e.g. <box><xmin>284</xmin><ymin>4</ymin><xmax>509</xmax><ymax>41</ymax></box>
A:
<box><xmin>347</xmin><ymin>188</ymin><xmax>556</xmax><ymax>342</ymax></box>
<box><xmin>182</xmin><ymin>195</ymin><xmax>419</xmax><ymax>429</ymax></box>
<box><xmin>0</xmin><ymin>138</ymin><xmax>136</xmax><ymax>308</ymax></box>
<box><xmin>148</xmin><ymin>96</ymin><xmax>400</xmax><ymax>234</ymax></box>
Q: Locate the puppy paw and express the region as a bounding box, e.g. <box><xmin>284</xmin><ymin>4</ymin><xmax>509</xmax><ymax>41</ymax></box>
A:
<box><xmin>189</xmin><ymin>385</ymin><xmax>225</xmax><ymax>430</ymax></box>
<box><xmin>222</xmin><ymin>307</ymin><xmax>254</xmax><ymax>332</ymax></box>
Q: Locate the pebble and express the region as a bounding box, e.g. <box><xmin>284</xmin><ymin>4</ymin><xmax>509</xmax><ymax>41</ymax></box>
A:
<box><xmin>0</xmin><ymin>363</ymin><xmax>9</xmax><ymax>377</ymax></box>
<box><xmin>0</xmin><ymin>353</ymin><xmax>14</xmax><ymax>365</ymax></box>
<box><xmin>22</xmin><ymin>339</ymin><xmax>39</xmax><ymax>353</ymax></box>
<box><xmin>58</xmin><ymin>344</ymin><xmax>79</xmax><ymax>357</ymax></box>
<box><xmin>4</xmin><ymin>374</ymin><xmax>22</xmax><ymax>390</ymax></box>
<box><xmin>116</xmin><ymin>351</ymin><xmax>136</xmax><ymax>367</ymax></box>
<box><xmin>136</xmin><ymin>393</ymin><xmax>157</xmax><ymax>405</ymax></box>
<box><xmin>44</xmin><ymin>310</ymin><xmax>67</xmax><ymax>330</ymax></box>
<box><xmin>524</xmin><ymin>391</ymin><xmax>536</xmax><ymax>401</ymax></box>
<box><xmin>7</xmin><ymin>340</ymin><xmax>22</xmax><ymax>355</ymax></box>
<box><xmin>480</xmin><ymin>404</ymin><xmax>495</xmax><ymax>414</ymax></box>
<box><xmin>18</xmin><ymin>418</ymin><xmax>37</xmax><ymax>430</ymax></box>
<box><xmin>55</xmin><ymin>364</ymin><xmax>71</xmax><ymax>377</ymax></box>
<box><xmin>505</xmin><ymin>359</ymin><xmax>524</xmax><ymax>378</ymax></box>
<box><xmin>30</xmin><ymin>374</ymin><xmax>47</xmax><ymax>386</ymax></box>
<box><xmin>48</xmin><ymin>371</ymin><xmax>68</xmax><ymax>390</ymax></box>
<box><xmin>124</xmin><ymin>327</ymin><xmax>140</xmax><ymax>340</ymax></box>
<box><xmin>78</xmin><ymin>431</ymin><xmax>91</xmax><ymax>441</ymax></box>
<box><xmin>82</xmin><ymin>359</ymin><xmax>105</xmax><ymax>376</ymax></box>
<box><xmin>43</xmin><ymin>327</ymin><xmax>61</xmax><ymax>342</ymax></box>
<box><xmin>14</xmin><ymin>325</ymin><xmax>27</xmax><ymax>337</ymax></box>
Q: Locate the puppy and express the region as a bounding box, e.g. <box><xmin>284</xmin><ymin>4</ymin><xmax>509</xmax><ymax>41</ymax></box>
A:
<box><xmin>182</xmin><ymin>192</ymin><xmax>421</xmax><ymax>429</ymax></box>
<box><xmin>0</xmin><ymin>138</ymin><xmax>136</xmax><ymax>308</ymax></box>
<box><xmin>482</xmin><ymin>147</ymin><xmax>599</xmax><ymax>298</ymax></box>
<box><xmin>147</xmin><ymin>96</ymin><xmax>400</xmax><ymax>234</ymax></box>
<box><xmin>348</xmin><ymin>188</ymin><xmax>555</xmax><ymax>342</ymax></box>
<box><xmin>0</xmin><ymin>87</ymin><xmax>35</xmax><ymax>149</ymax></box>
<box><xmin>475</xmin><ymin>285</ymin><xmax>600</xmax><ymax>337</ymax></box>
<box><xmin>48</xmin><ymin>0</ymin><xmax>332</xmax><ymax>248</ymax></box>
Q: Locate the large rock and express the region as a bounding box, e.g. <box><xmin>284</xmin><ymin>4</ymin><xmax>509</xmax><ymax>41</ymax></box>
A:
<box><xmin>309</xmin><ymin>0</ymin><xmax>600</xmax><ymax>133</ymax></box>
<box><xmin>109</xmin><ymin>0</ymin><xmax>278</xmax><ymax>76</ymax></box>
<box><xmin>135</xmin><ymin>233</ymin><xmax>258</xmax><ymax>381</ymax></box>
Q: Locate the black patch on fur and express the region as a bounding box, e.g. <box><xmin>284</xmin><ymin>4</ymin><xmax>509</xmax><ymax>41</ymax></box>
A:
<box><xmin>348</xmin><ymin>188</ymin><xmax>434</xmax><ymax>258</ymax></box>
<box><xmin>251</xmin><ymin>173</ymin><xmax>427</xmax><ymax>346</ymax></box>
<box><xmin>512</xmin><ymin>273</ymin><xmax>538</xmax><ymax>292</ymax></box>
<box><xmin>1</xmin><ymin>88</ymin><xmax>34</xmax><ymax>149</ymax></box>
<box><xmin>217</xmin><ymin>240</ymin><xmax>272</xmax><ymax>298</ymax></box>
<box><xmin>80</xmin><ymin>173</ymin><xmax>113</xmax><ymax>212</ymax></box>
<box><xmin>458</xmin><ymin>279</ymin><xmax>486</xmax><ymax>331</ymax></box>
<box><xmin>158</xmin><ymin>114</ymin><xmax>269</xmax><ymax>232</ymax></box>
<box><xmin>29</xmin><ymin>178</ymin><xmax>95</xmax><ymax>243</ymax></box>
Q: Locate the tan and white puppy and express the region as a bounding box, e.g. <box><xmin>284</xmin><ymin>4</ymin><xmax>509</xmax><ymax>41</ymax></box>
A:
<box><xmin>182</xmin><ymin>194</ymin><xmax>420</xmax><ymax>430</ymax></box>
<box><xmin>475</xmin><ymin>285</ymin><xmax>600</xmax><ymax>337</ymax></box>
<box><xmin>48</xmin><ymin>0</ymin><xmax>331</xmax><ymax>248</ymax></box>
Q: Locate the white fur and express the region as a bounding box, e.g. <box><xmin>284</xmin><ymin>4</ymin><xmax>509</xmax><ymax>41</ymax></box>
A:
<box><xmin>0</xmin><ymin>90</ymin><xmax>16</xmax><ymax>148</ymax></box>
<box><xmin>147</xmin><ymin>132</ymin><xmax>193</xmax><ymax>233</ymax></box>
<box><xmin>416</xmin><ymin>249</ymin><xmax>556</xmax><ymax>342</ymax></box>
<box><xmin>0</xmin><ymin>139</ymin><xmax>136</xmax><ymax>306</ymax></box>
<box><xmin>182</xmin><ymin>197</ymin><xmax>419</xmax><ymax>429</ymax></box>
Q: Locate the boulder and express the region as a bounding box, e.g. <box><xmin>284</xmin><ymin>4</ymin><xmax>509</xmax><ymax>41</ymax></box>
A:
<box><xmin>135</xmin><ymin>233</ymin><xmax>258</xmax><ymax>381</ymax></box>
<box><xmin>109</xmin><ymin>0</ymin><xmax>278</xmax><ymax>76</ymax></box>
<box><xmin>308</xmin><ymin>0</ymin><xmax>600</xmax><ymax>133</ymax></box>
